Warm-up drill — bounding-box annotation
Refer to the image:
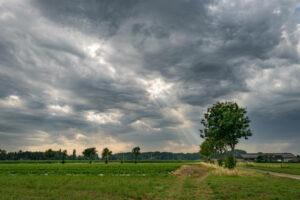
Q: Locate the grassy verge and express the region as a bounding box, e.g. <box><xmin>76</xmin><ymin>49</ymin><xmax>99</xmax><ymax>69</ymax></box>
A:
<box><xmin>206</xmin><ymin>173</ymin><xmax>300</xmax><ymax>200</ymax></box>
<box><xmin>240</xmin><ymin>162</ymin><xmax>300</xmax><ymax>175</ymax></box>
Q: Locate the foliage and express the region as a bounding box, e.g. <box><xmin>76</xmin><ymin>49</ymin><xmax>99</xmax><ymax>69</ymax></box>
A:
<box><xmin>0</xmin><ymin>149</ymin><xmax>201</xmax><ymax>161</ymax></box>
<box><xmin>200</xmin><ymin>102</ymin><xmax>252</xmax><ymax>152</ymax></box>
<box><xmin>82</xmin><ymin>147</ymin><xmax>97</xmax><ymax>163</ymax></box>
<box><xmin>61</xmin><ymin>150</ymin><xmax>67</xmax><ymax>164</ymax></box>
<box><xmin>0</xmin><ymin>149</ymin><xmax>6</xmax><ymax>160</ymax></box>
<box><xmin>256</xmin><ymin>154</ymin><xmax>285</xmax><ymax>163</ymax></box>
<box><xmin>0</xmin><ymin>149</ymin><xmax>69</xmax><ymax>161</ymax></box>
<box><xmin>72</xmin><ymin>149</ymin><xmax>76</xmax><ymax>160</ymax></box>
<box><xmin>45</xmin><ymin>149</ymin><xmax>67</xmax><ymax>160</ymax></box>
<box><xmin>112</xmin><ymin>151</ymin><xmax>200</xmax><ymax>161</ymax></box>
<box><xmin>101</xmin><ymin>148</ymin><xmax>112</xmax><ymax>164</ymax></box>
<box><xmin>132</xmin><ymin>146</ymin><xmax>141</xmax><ymax>163</ymax></box>
<box><xmin>199</xmin><ymin>140</ymin><xmax>214</xmax><ymax>161</ymax></box>
<box><xmin>224</xmin><ymin>156</ymin><xmax>236</xmax><ymax>169</ymax></box>
<box><xmin>217</xmin><ymin>159</ymin><xmax>224</xmax><ymax>167</ymax></box>
<box><xmin>200</xmin><ymin>101</ymin><xmax>252</xmax><ymax>168</ymax></box>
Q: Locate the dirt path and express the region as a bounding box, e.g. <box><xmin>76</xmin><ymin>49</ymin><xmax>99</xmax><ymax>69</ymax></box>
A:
<box><xmin>172</xmin><ymin>165</ymin><xmax>208</xmax><ymax>178</ymax></box>
<box><xmin>245</xmin><ymin>168</ymin><xmax>300</xmax><ymax>180</ymax></box>
<box><xmin>164</xmin><ymin>165</ymin><xmax>213</xmax><ymax>200</ymax></box>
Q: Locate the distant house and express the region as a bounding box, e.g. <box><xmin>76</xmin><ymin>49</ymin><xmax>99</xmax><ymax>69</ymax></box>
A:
<box><xmin>241</xmin><ymin>153</ymin><xmax>298</xmax><ymax>162</ymax></box>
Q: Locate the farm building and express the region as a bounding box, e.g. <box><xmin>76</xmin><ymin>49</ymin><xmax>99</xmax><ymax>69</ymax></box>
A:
<box><xmin>241</xmin><ymin>153</ymin><xmax>298</xmax><ymax>162</ymax></box>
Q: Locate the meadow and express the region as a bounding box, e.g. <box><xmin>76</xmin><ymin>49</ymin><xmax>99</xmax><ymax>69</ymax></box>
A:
<box><xmin>0</xmin><ymin>162</ymin><xmax>299</xmax><ymax>200</ymax></box>
<box><xmin>241</xmin><ymin>162</ymin><xmax>300</xmax><ymax>175</ymax></box>
<box><xmin>0</xmin><ymin>162</ymin><xmax>181</xmax><ymax>176</ymax></box>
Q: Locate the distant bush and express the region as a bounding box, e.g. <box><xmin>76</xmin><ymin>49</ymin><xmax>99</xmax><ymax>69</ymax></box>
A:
<box><xmin>224</xmin><ymin>156</ymin><xmax>236</xmax><ymax>169</ymax></box>
<box><xmin>208</xmin><ymin>159</ymin><xmax>215</xmax><ymax>164</ymax></box>
<box><xmin>217</xmin><ymin>159</ymin><xmax>224</xmax><ymax>167</ymax></box>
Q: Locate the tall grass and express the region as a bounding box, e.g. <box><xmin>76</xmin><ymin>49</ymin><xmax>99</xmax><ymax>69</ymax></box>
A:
<box><xmin>200</xmin><ymin>162</ymin><xmax>258</xmax><ymax>176</ymax></box>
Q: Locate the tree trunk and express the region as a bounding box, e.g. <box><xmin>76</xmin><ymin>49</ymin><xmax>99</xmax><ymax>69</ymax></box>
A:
<box><xmin>231</xmin><ymin>145</ymin><xmax>236</xmax><ymax>167</ymax></box>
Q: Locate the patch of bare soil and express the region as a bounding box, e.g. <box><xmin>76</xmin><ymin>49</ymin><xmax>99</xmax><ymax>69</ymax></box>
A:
<box><xmin>172</xmin><ymin>165</ymin><xmax>208</xmax><ymax>178</ymax></box>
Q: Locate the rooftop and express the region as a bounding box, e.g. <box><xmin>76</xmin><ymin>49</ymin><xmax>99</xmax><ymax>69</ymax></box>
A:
<box><xmin>241</xmin><ymin>153</ymin><xmax>296</xmax><ymax>159</ymax></box>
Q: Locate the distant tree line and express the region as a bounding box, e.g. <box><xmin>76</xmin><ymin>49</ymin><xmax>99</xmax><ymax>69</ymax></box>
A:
<box><xmin>199</xmin><ymin>149</ymin><xmax>247</xmax><ymax>160</ymax></box>
<box><xmin>110</xmin><ymin>151</ymin><xmax>200</xmax><ymax>161</ymax></box>
<box><xmin>0</xmin><ymin>149</ymin><xmax>71</xmax><ymax>161</ymax></box>
<box><xmin>0</xmin><ymin>148</ymin><xmax>201</xmax><ymax>161</ymax></box>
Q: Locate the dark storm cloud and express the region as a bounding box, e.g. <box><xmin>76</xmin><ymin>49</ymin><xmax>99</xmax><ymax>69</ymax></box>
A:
<box><xmin>33</xmin><ymin>0</ymin><xmax>140</xmax><ymax>37</ymax></box>
<box><xmin>0</xmin><ymin>0</ymin><xmax>299</xmax><ymax>153</ymax></box>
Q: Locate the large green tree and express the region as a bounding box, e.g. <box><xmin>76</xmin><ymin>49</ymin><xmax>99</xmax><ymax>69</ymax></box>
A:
<box><xmin>102</xmin><ymin>148</ymin><xmax>112</xmax><ymax>164</ymax></box>
<box><xmin>200</xmin><ymin>102</ymin><xmax>252</xmax><ymax>165</ymax></box>
<box><xmin>132</xmin><ymin>146</ymin><xmax>141</xmax><ymax>164</ymax></box>
<box><xmin>82</xmin><ymin>147</ymin><xmax>97</xmax><ymax>163</ymax></box>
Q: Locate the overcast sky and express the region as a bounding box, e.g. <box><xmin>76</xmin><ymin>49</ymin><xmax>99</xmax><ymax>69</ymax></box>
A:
<box><xmin>0</xmin><ymin>0</ymin><xmax>300</xmax><ymax>154</ymax></box>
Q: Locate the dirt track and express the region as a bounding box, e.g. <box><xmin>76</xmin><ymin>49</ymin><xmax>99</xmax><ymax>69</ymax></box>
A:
<box><xmin>172</xmin><ymin>165</ymin><xmax>208</xmax><ymax>178</ymax></box>
<box><xmin>245</xmin><ymin>168</ymin><xmax>300</xmax><ymax>180</ymax></box>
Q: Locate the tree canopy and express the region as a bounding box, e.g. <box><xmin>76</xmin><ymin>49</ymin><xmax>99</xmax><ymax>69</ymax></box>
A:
<box><xmin>199</xmin><ymin>139</ymin><xmax>214</xmax><ymax>160</ymax></box>
<box><xmin>82</xmin><ymin>147</ymin><xmax>97</xmax><ymax>162</ymax></box>
<box><xmin>101</xmin><ymin>148</ymin><xmax>112</xmax><ymax>164</ymax></box>
<box><xmin>200</xmin><ymin>102</ymin><xmax>252</xmax><ymax>152</ymax></box>
<box><xmin>132</xmin><ymin>146</ymin><xmax>141</xmax><ymax>163</ymax></box>
<box><xmin>200</xmin><ymin>102</ymin><xmax>252</xmax><ymax>168</ymax></box>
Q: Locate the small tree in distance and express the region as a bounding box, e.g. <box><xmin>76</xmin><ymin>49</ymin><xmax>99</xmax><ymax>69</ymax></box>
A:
<box><xmin>61</xmin><ymin>150</ymin><xmax>67</xmax><ymax>164</ymax></box>
<box><xmin>102</xmin><ymin>148</ymin><xmax>112</xmax><ymax>164</ymax></box>
<box><xmin>72</xmin><ymin>149</ymin><xmax>76</xmax><ymax>160</ymax></box>
<box><xmin>200</xmin><ymin>139</ymin><xmax>226</xmax><ymax>165</ymax></box>
<box><xmin>199</xmin><ymin>140</ymin><xmax>214</xmax><ymax>162</ymax></box>
<box><xmin>82</xmin><ymin>147</ymin><xmax>97</xmax><ymax>164</ymax></box>
<box><xmin>200</xmin><ymin>101</ymin><xmax>252</xmax><ymax>168</ymax></box>
<box><xmin>132</xmin><ymin>146</ymin><xmax>141</xmax><ymax>164</ymax></box>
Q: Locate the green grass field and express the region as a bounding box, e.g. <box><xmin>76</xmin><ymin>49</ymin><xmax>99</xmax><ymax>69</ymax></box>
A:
<box><xmin>0</xmin><ymin>162</ymin><xmax>299</xmax><ymax>200</ymax></box>
<box><xmin>206</xmin><ymin>174</ymin><xmax>300</xmax><ymax>200</ymax></box>
<box><xmin>241</xmin><ymin>162</ymin><xmax>300</xmax><ymax>175</ymax></box>
<box><xmin>0</xmin><ymin>162</ymin><xmax>181</xmax><ymax>176</ymax></box>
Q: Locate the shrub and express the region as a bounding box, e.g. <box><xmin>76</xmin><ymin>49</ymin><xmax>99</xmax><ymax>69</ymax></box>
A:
<box><xmin>217</xmin><ymin>159</ymin><xmax>224</xmax><ymax>166</ymax></box>
<box><xmin>224</xmin><ymin>156</ymin><xmax>236</xmax><ymax>169</ymax></box>
<box><xmin>208</xmin><ymin>159</ymin><xmax>215</xmax><ymax>164</ymax></box>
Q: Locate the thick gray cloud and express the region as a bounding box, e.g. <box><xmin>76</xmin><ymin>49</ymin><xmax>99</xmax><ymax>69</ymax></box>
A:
<box><xmin>0</xmin><ymin>0</ymin><xmax>299</xmax><ymax>154</ymax></box>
